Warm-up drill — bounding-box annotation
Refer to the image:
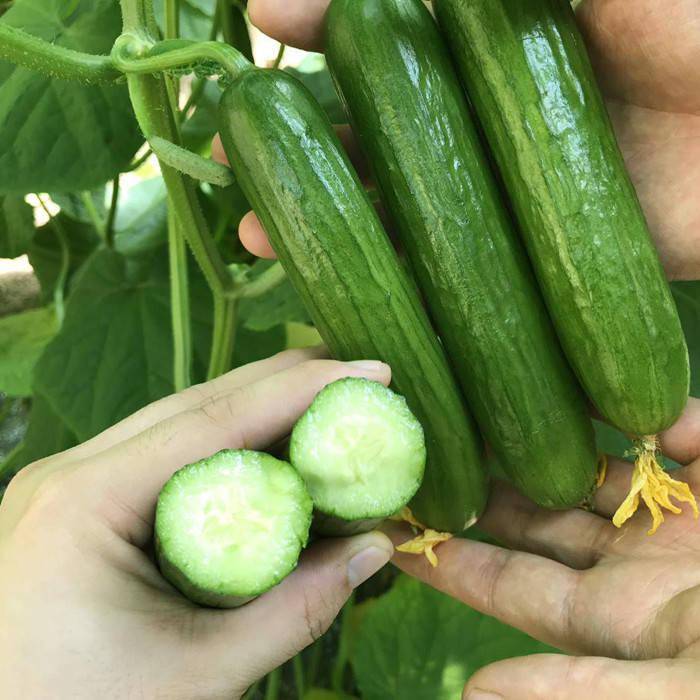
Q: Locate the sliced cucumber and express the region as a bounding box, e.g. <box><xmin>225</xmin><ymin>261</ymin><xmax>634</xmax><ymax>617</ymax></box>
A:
<box><xmin>290</xmin><ymin>378</ymin><xmax>426</xmax><ymax>527</ymax></box>
<box><xmin>155</xmin><ymin>449</ymin><xmax>313</xmax><ymax>608</ymax></box>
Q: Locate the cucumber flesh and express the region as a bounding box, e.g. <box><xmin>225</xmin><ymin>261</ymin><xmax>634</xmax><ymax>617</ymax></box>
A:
<box><xmin>155</xmin><ymin>449</ymin><xmax>312</xmax><ymax>608</ymax></box>
<box><xmin>290</xmin><ymin>378</ymin><xmax>426</xmax><ymax>523</ymax></box>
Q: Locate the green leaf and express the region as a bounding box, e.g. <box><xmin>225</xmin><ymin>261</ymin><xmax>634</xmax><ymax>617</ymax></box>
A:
<box><xmin>51</xmin><ymin>189</ymin><xmax>107</xmax><ymax>225</ymax></box>
<box><xmin>672</xmin><ymin>281</ymin><xmax>700</xmax><ymax>399</ymax></box>
<box><xmin>0</xmin><ymin>195</ymin><xmax>34</xmax><ymax>258</ymax></box>
<box><xmin>304</xmin><ymin>690</ymin><xmax>357</xmax><ymax>700</ymax></box>
<box><xmin>238</xmin><ymin>260</ymin><xmax>311</xmax><ymax>331</ymax></box>
<box><xmin>33</xmin><ymin>248</ymin><xmax>175</xmax><ymax>441</ymax></box>
<box><xmin>0</xmin><ymin>396</ymin><xmax>29</xmax><ymax>465</ymax></box>
<box><xmin>0</xmin><ymin>0</ymin><xmax>142</xmax><ymax>194</ymax></box>
<box><xmin>352</xmin><ymin>576</ymin><xmax>556</xmax><ymax>700</ymax></box>
<box><xmin>113</xmin><ymin>177</ymin><xmax>168</xmax><ymax>256</ymax></box>
<box><xmin>27</xmin><ymin>214</ymin><xmax>100</xmax><ymax>302</ymax></box>
<box><xmin>1</xmin><ymin>392</ymin><xmax>77</xmax><ymax>485</ymax></box>
<box><xmin>286</xmin><ymin>55</ymin><xmax>346</xmax><ymax>124</ymax></box>
<box><xmin>154</xmin><ymin>0</ymin><xmax>216</xmax><ymax>41</ymax></box>
<box><xmin>0</xmin><ymin>306</ymin><xmax>59</xmax><ymax>396</ymax></box>
<box><xmin>181</xmin><ymin>80</ymin><xmax>221</xmax><ymax>152</ymax></box>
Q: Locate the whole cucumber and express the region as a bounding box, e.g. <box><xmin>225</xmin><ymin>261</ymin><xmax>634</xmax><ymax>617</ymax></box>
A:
<box><xmin>433</xmin><ymin>0</ymin><xmax>689</xmax><ymax>437</ymax></box>
<box><xmin>218</xmin><ymin>69</ymin><xmax>487</xmax><ymax>532</ymax></box>
<box><xmin>325</xmin><ymin>0</ymin><xmax>598</xmax><ymax>508</ymax></box>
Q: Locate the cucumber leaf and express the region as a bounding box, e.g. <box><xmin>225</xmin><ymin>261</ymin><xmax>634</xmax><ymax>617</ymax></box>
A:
<box><xmin>351</xmin><ymin>576</ymin><xmax>556</xmax><ymax>700</ymax></box>
<box><xmin>0</xmin><ymin>195</ymin><xmax>35</xmax><ymax>258</ymax></box>
<box><xmin>0</xmin><ymin>0</ymin><xmax>142</xmax><ymax>193</ymax></box>
<box><xmin>0</xmin><ymin>306</ymin><xmax>59</xmax><ymax>397</ymax></box>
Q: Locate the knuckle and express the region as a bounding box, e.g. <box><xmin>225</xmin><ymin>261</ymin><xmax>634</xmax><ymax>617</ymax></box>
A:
<box><xmin>22</xmin><ymin>470</ymin><xmax>72</xmax><ymax>522</ymax></box>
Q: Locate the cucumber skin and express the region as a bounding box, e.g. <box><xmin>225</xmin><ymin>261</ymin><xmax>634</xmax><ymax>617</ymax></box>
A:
<box><xmin>312</xmin><ymin>513</ymin><xmax>384</xmax><ymax>537</ymax></box>
<box><xmin>218</xmin><ymin>70</ymin><xmax>487</xmax><ymax>532</ymax></box>
<box><xmin>325</xmin><ymin>0</ymin><xmax>597</xmax><ymax>508</ymax></box>
<box><xmin>156</xmin><ymin>535</ymin><xmax>255</xmax><ymax>609</ymax></box>
<box><xmin>433</xmin><ymin>0</ymin><xmax>689</xmax><ymax>436</ymax></box>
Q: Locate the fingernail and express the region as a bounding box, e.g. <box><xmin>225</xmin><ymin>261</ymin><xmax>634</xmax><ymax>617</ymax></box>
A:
<box><xmin>466</xmin><ymin>691</ymin><xmax>503</xmax><ymax>700</ymax></box>
<box><xmin>345</xmin><ymin>360</ymin><xmax>388</xmax><ymax>373</ymax></box>
<box><xmin>347</xmin><ymin>545</ymin><xmax>393</xmax><ymax>588</ymax></box>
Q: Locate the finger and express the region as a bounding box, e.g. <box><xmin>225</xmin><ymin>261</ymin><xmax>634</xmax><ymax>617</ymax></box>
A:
<box><xmin>658</xmin><ymin>397</ymin><xmax>700</xmax><ymax>466</ymax></box>
<box><xmin>590</xmin><ymin>457</ymin><xmax>635</xmax><ymax>518</ymax></box>
<box><xmin>463</xmin><ymin>654</ymin><xmax>697</xmax><ymax>700</ymax></box>
<box><xmin>239</xmin><ymin>211</ymin><xmax>277</xmax><ymax>259</ymax></box>
<box><xmin>202</xmin><ymin>531</ymin><xmax>393</xmax><ymax>692</ymax></box>
<box><xmin>248</xmin><ymin>0</ymin><xmax>330</xmax><ymax>52</ymax></box>
<box><xmin>385</xmin><ymin>523</ymin><xmax>581</xmax><ymax>652</ymax></box>
<box><xmin>90</xmin><ymin>359</ymin><xmax>391</xmax><ymax>541</ymax></box>
<box><xmin>33</xmin><ymin>347</ymin><xmax>327</xmax><ymax>469</ymax></box>
<box><xmin>476</xmin><ymin>481</ymin><xmax>615</xmax><ymax>569</ymax></box>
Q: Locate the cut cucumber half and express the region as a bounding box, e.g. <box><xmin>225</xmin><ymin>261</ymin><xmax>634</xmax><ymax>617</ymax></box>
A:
<box><xmin>155</xmin><ymin>449</ymin><xmax>313</xmax><ymax>608</ymax></box>
<box><xmin>290</xmin><ymin>378</ymin><xmax>426</xmax><ymax>524</ymax></box>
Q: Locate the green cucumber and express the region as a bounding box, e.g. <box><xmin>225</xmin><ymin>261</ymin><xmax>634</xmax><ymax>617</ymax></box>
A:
<box><xmin>155</xmin><ymin>450</ymin><xmax>312</xmax><ymax>608</ymax></box>
<box><xmin>218</xmin><ymin>69</ymin><xmax>487</xmax><ymax>532</ymax></box>
<box><xmin>325</xmin><ymin>0</ymin><xmax>597</xmax><ymax>508</ymax></box>
<box><xmin>290</xmin><ymin>377</ymin><xmax>426</xmax><ymax>532</ymax></box>
<box><xmin>433</xmin><ymin>0</ymin><xmax>689</xmax><ymax>437</ymax></box>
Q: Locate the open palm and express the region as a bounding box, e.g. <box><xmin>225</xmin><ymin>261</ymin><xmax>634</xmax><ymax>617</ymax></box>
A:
<box><xmin>391</xmin><ymin>398</ymin><xmax>700</xmax><ymax>698</ymax></box>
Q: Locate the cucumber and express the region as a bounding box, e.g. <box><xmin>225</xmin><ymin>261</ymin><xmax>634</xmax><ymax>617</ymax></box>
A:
<box><xmin>155</xmin><ymin>449</ymin><xmax>312</xmax><ymax>608</ymax></box>
<box><xmin>290</xmin><ymin>377</ymin><xmax>426</xmax><ymax>532</ymax></box>
<box><xmin>218</xmin><ymin>69</ymin><xmax>487</xmax><ymax>532</ymax></box>
<box><xmin>325</xmin><ymin>0</ymin><xmax>597</xmax><ymax>508</ymax></box>
<box><xmin>433</xmin><ymin>0</ymin><xmax>689</xmax><ymax>437</ymax></box>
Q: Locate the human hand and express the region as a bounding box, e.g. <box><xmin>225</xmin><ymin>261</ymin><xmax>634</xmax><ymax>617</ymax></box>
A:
<box><xmin>388</xmin><ymin>397</ymin><xmax>700</xmax><ymax>699</ymax></box>
<box><xmin>213</xmin><ymin>0</ymin><xmax>700</xmax><ymax>280</ymax></box>
<box><xmin>0</xmin><ymin>348</ymin><xmax>394</xmax><ymax>700</ymax></box>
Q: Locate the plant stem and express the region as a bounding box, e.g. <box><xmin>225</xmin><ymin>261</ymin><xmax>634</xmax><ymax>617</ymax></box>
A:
<box><xmin>128</xmin><ymin>147</ymin><xmax>153</xmax><ymax>171</ymax></box>
<box><xmin>331</xmin><ymin>594</ymin><xmax>355</xmax><ymax>694</ymax></box>
<box><xmin>119</xmin><ymin>0</ymin><xmax>236</xmax><ymax>385</ymax></box>
<box><xmin>272</xmin><ymin>42</ymin><xmax>285</xmax><ymax>69</ymax></box>
<box><xmin>235</xmin><ymin>262</ymin><xmax>285</xmax><ymax>300</ymax></box>
<box><xmin>292</xmin><ymin>654</ymin><xmax>305</xmax><ymax>699</ymax></box>
<box><xmin>242</xmin><ymin>680</ymin><xmax>260</xmax><ymax>700</ymax></box>
<box><xmin>264</xmin><ymin>668</ymin><xmax>281</xmax><ymax>700</ymax></box>
<box><xmin>165</xmin><ymin>0</ymin><xmax>180</xmax><ymax>39</ymax></box>
<box><xmin>306</xmin><ymin>638</ymin><xmax>323</xmax><ymax>688</ymax></box>
<box><xmin>80</xmin><ymin>191</ymin><xmax>106</xmax><ymax>239</ymax></box>
<box><xmin>220</xmin><ymin>0</ymin><xmax>253</xmax><ymax>62</ymax></box>
<box><xmin>168</xmin><ymin>210</ymin><xmax>193</xmax><ymax>390</ymax></box>
<box><xmin>0</xmin><ymin>23</ymin><xmax>118</xmax><ymax>83</ymax></box>
<box><xmin>37</xmin><ymin>196</ymin><xmax>68</xmax><ymax>325</ymax></box>
<box><xmin>207</xmin><ymin>295</ymin><xmax>236</xmax><ymax>379</ymax></box>
<box><xmin>112</xmin><ymin>35</ymin><xmax>252</xmax><ymax>83</ymax></box>
<box><xmin>104</xmin><ymin>176</ymin><xmax>120</xmax><ymax>248</ymax></box>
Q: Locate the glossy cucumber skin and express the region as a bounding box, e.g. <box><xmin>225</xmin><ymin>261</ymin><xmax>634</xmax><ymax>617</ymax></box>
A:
<box><xmin>218</xmin><ymin>69</ymin><xmax>487</xmax><ymax>532</ymax></box>
<box><xmin>433</xmin><ymin>0</ymin><xmax>689</xmax><ymax>436</ymax></box>
<box><xmin>325</xmin><ymin>0</ymin><xmax>597</xmax><ymax>507</ymax></box>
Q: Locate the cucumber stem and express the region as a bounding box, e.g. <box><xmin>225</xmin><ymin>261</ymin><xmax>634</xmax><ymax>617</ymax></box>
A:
<box><xmin>612</xmin><ymin>436</ymin><xmax>698</xmax><ymax>534</ymax></box>
<box><xmin>112</xmin><ymin>35</ymin><xmax>253</xmax><ymax>83</ymax></box>
<box><xmin>0</xmin><ymin>23</ymin><xmax>119</xmax><ymax>83</ymax></box>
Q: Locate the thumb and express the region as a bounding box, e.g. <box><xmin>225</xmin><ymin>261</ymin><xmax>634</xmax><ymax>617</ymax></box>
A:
<box><xmin>463</xmin><ymin>654</ymin><xmax>697</xmax><ymax>699</ymax></box>
<box><xmin>221</xmin><ymin>531</ymin><xmax>393</xmax><ymax>685</ymax></box>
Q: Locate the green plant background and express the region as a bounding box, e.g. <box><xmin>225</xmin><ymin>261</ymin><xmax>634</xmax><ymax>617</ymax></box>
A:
<box><xmin>0</xmin><ymin>1</ymin><xmax>698</xmax><ymax>698</ymax></box>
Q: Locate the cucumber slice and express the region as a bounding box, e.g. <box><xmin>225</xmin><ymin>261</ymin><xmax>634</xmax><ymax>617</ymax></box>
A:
<box><xmin>155</xmin><ymin>449</ymin><xmax>313</xmax><ymax>608</ymax></box>
<box><xmin>290</xmin><ymin>378</ymin><xmax>426</xmax><ymax>524</ymax></box>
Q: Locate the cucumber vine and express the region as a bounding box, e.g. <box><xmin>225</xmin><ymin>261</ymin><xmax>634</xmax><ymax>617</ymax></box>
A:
<box><xmin>0</xmin><ymin>0</ymin><xmax>285</xmax><ymax>387</ymax></box>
